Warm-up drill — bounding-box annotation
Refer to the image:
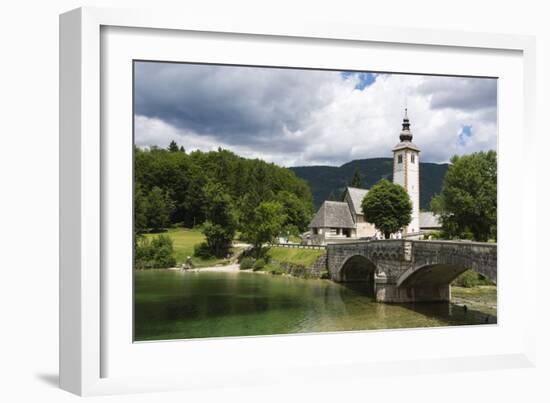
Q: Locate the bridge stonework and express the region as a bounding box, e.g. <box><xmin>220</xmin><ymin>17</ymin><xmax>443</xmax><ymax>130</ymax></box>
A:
<box><xmin>326</xmin><ymin>240</ymin><xmax>497</xmax><ymax>303</ymax></box>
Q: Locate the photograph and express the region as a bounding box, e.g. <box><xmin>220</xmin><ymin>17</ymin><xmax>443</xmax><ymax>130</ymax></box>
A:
<box><xmin>132</xmin><ymin>61</ymin><xmax>498</xmax><ymax>341</ymax></box>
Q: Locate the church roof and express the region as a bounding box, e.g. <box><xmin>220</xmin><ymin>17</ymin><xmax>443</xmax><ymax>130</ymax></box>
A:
<box><xmin>419</xmin><ymin>211</ymin><xmax>441</xmax><ymax>229</ymax></box>
<box><xmin>393</xmin><ymin>108</ymin><xmax>420</xmax><ymax>151</ymax></box>
<box><xmin>392</xmin><ymin>141</ymin><xmax>420</xmax><ymax>152</ymax></box>
<box><xmin>399</xmin><ymin>108</ymin><xmax>413</xmax><ymax>142</ymax></box>
<box><xmin>345</xmin><ymin>187</ymin><xmax>369</xmax><ymax>216</ymax></box>
<box><xmin>309</xmin><ymin>201</ymin><xmax>355</xmax><ymax>229</ymax></box>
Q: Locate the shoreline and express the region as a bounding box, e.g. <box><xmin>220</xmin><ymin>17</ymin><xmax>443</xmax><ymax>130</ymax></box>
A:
<box><xmin>169</xmin><ymin>263</ymin><xmax>240</xmax><ymax>273</ymax></box>
<box><xmin>168</xmin><ymin>264</ymin><xmax>293</xmax><ymax>277</ymax></box>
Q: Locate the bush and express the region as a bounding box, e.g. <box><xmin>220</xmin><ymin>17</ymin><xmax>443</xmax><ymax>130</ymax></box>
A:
<box><xmin>320</xmin><ymin>270</ymin><xmax>330</xmax><ymax>279</ymax></box>
<box><xmin>194</xmin><ymin>241</ymin><xmax>212</xmax><ymax>259</ymax></box>
<box><xmin>239</xmin><ymin>257</ymin><xmax>255</xmax><ymax>270</ymax></box>
<box><xmin>453</xmin><ymin>270</ymin><xmax>478</xmax><ymax>287</ymax></box>
<box><xmin>453</xmin><ymin>269</ymin><xmax>494</xmax><ymax>287</ymax></box>
<box><xmin>135</xmin><ymin>234</ymin><xmax>176</xmax><ymax>269</ymax></box>
<box><xmin>264</xmin><ymin>262</ymin><xmax>285</xmax><ymax>275</ymax></box>
<box><xmin>252</xmin><ymin>258</ymin><xmax>266</xmax><ymax>271</ymax></box>
<box><xmin>423</xmin><ymin>231</ymin><xmax>443</xmax><ymax>240</ymax></box>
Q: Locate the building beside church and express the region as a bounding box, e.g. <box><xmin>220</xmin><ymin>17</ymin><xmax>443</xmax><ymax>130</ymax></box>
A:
<box><xmin>309</xmin><ymin>187</ymin><xmax>376</xmax><ymax>243</ymax></box>
<box><xmin>308</xmin><ymin>109</ymin><xmax>440</xmax><ymax>245</ymax></box>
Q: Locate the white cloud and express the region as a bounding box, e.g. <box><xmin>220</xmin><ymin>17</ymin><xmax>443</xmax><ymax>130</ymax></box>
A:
<box><xmin>135</xmin><ymin>62</ymin><xmax>497</xmax><ymax>166</ymax></box>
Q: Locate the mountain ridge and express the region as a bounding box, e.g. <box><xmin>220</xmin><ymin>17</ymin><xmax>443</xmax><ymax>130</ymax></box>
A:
<box><xmin>289</xmin><ymin>157</ymin><xmax>449</xmax><ymax>210</ymax></box>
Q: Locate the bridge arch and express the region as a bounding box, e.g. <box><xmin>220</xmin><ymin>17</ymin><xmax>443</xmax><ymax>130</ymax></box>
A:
<box><xmin>396</xmin><ymin>263</ymin><xmax>495</xmax><ymax>302</ymax></box>
<box><xmin>397</xmin><ymin>263</ymin><xmax>475</xmax><ymax>289</ymax></box>
<box><xmin>398</xmin><ymin>241</ymin><xmax>497</xmax><ymax>290</ymax></box>
<box><xmin>337</xmin><ymin>255</ymin><xmax>377</xmax><ymax>284</ymax></box>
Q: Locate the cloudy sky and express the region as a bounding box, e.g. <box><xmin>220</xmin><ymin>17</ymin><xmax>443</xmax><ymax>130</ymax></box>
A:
<box><xmin>134</xmin><ymin>61</ymin><xmax>497</xmax><ymax>166</ymax></box>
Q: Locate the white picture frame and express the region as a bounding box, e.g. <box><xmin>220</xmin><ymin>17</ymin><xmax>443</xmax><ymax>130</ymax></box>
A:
<box><xmin>59</xmin><ymin>6</ymin><xmax>537</xmax><ymax>396</ymax></box>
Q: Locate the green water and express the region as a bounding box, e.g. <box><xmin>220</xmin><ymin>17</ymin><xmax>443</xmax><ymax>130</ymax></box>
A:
<box><xmin>134</xmin><ymin>270</ymin><xmax>496</xmax><ymax>341</ymax></box>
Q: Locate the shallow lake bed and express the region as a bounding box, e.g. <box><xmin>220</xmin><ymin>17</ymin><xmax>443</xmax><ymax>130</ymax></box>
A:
<box><xmin>134</xmin><ymin>269</ymin><xmax>497</xmax><ymax>341</ymax></box>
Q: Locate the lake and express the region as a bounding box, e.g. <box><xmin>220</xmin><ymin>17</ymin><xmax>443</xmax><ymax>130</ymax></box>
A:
<box><xmin>134</xmin><ymin>269</ymin><xmax>496</xmax><ymax>341</ymax></box>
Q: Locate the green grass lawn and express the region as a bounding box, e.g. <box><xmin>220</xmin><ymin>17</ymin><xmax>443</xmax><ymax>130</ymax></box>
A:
<box><xmin>287</xmin><ymin>234</ymin><xmax>302</xmax><ymax>243</ymax></box>
<box><xmin>266</xmin><ymin>247</ymin><xmax>324</xmax><ymax>267</ymax></box>
<box><xmin>145</xmin><ymin>227</ymin><xmax>239</xmax><ymax>268</ymax></box>
<box><xmin>142</xmin><ymin>230</ymin><xmax>323</xmax><ymax>269</ymax></box>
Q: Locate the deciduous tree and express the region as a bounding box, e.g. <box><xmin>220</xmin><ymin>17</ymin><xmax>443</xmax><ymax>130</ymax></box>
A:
<box><xmin>361</xmin><ymin>179</ymin><xmax>412</xmax><ymax>239</ymax></box>
<box><xmin>146</xmin><ymin>186</ymin><xmax>172</xmax><ymax>232</ymax></box>
<box><xmin>241</xmin><ymin>201</ymin><xmax>286</xmax><ymax>254</ymax></box>
<box><xmin>430</xmin><ymin>151</ymin><xmax>497</xmax><ymax>241</ymax></box>
<box><xmin>201</xmin><ymin>183</ymin><xmax>237</xmax><ymax>257</ymax></box>
<box><xmin>274</xmin><ymin>190</ymin><xmax>312</xmax><ymax>233</ymax></box>
<box><xmin>134</xmin><ymin>183</ymin><xmax>148</xmax><ymax>234</ymax></box>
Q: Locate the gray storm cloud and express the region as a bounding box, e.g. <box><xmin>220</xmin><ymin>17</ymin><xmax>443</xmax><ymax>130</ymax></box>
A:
<box><xmin>134</xmin><ymin>61</ymin><xmax>497</xmax><ymax>166</ymax></box>
<box><xmin>417</xmin><ymin>76</ymin><xmax>497</xmax><ymax>111</ymax></box>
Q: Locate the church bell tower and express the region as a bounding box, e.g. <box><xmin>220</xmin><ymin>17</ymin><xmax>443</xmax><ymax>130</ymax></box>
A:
<box><xmin>392</xmin><ymin>108</ymin><xmax>420</xmax><ymax>235</ymax></box>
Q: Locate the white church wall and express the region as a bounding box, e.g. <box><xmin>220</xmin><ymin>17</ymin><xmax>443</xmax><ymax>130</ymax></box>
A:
<box><xmin>356</xmin><ymin>221</ymin><xmax>377</xmax><ymax>238</ymax></box>
<box><xmin>393</xmin><ymin>152</ymin><xmax>405</xmax><ymax>185</ymax></box>
<box><xmin>406</xmin><ymin>150</ymin><xmax>420</xmax><ymax>234</ymax></box>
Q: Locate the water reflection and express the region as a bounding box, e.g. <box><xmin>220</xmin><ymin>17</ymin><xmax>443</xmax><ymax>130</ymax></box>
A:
<box><xmin>134</xmin><ymin>270</ymin><xmax>496</xmax><ymax>341</ymax></box>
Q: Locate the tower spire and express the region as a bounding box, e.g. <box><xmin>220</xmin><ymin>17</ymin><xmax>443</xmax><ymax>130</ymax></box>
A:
<box><xmin>399</xmin><ymin>107</ymin><xmax>413</xmax><ymax>142</ymax></box>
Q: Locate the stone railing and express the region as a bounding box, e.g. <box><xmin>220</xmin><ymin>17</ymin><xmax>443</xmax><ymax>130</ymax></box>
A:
<box><xmin>273</xmin><ymin>243</ymin><xmax>326</xmax><ymax>250</ymax></box>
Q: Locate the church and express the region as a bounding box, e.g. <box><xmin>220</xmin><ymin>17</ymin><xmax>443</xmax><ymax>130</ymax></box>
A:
<box><xmin>308</xmin><ymin>109</ymin><xmax>440</xmax><ymax>245</ymax></box>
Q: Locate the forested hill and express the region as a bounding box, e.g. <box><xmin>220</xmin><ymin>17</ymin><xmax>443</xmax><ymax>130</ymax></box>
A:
<box><xmin>134</xmin><ymin>146</ymin><xmax>314</xmax><ymax>232</ymax></box>
<box><xmin>289</xmin><ymin>158</ymin><xmax>449</xmax><ymax>210</ymax></box>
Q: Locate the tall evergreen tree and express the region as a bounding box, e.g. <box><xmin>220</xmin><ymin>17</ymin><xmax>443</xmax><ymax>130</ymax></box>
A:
<box><xmin>168</xmin><ymin>140</ymin><xmax>179</xmax><ymax>152</ymax></box>
<box><xmin>327</xmin><ymin>191</ymin><xmax>338</xmax><ymax>201</ymax></box>
<box><xmin>350</xmin><ymin>167</ymin><xmax>362</xmax><ymax>188</ymax></box>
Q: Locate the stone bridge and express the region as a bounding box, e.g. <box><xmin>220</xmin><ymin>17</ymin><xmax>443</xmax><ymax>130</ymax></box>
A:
<box><xmin>326</xmin><ymin>240</ymin><xmax>497</xmax><ymax>303</ymax></box>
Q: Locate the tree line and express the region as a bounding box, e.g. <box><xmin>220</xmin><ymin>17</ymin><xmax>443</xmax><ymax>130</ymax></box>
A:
<box><xmin>134</xmin><ymin>141</ymin><xmax>314</xmax><ymax>260</ymax></box>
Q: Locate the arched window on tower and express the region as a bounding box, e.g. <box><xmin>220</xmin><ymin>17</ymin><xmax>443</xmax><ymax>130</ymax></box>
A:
<box><xmin>411</xmin><ymin>154</ymin><xmax>416</xmax><ymax>163</ymax></box>
<box><xmin>398</xmin><ymin>154</ymin><xmax>403</xmax><ymax>164</ymax></box>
